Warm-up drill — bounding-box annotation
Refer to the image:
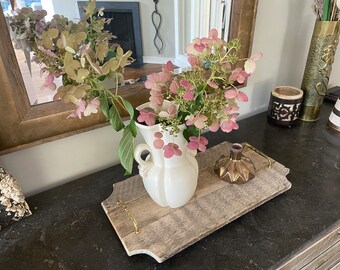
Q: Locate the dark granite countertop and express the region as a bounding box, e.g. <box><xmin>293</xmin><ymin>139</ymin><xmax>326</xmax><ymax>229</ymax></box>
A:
<box><xmin>0</xmin><ymin>101</ymin><xmax>339</xmax><ymax>270</ymax></box>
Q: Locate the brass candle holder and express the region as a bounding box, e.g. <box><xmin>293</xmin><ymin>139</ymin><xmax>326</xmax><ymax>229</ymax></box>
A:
<box><xmin>214</xmin><ymin>143</ymin><xmax>272</xmax><ymax>184</ymax></box>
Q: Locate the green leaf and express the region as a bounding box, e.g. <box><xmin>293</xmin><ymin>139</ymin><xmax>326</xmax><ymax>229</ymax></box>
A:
<box><xmin>183</xmin><ymin>125</ymin><xmax>199</xmax><ymax>141</ymax></box>
<box><xmin>100</xmin><ymin>95</ymin><xmax>110</xmax><ymax>119</ymax></box>
<box><xmin>47</xmin><ymin>28</ymin><xmax>59</xmax><ymax>39</ymax></box>
<box><xmin>197</xmin><ymin>84</ymin><xmax>205</xmax><ymax>93</ymax></box>
<box><xmin>195</xmin><ymin>93</ymin><xmax>203</xmax><ymax>107</ymax></box>
<box><xmin>109</xmin><ymin>103</ymin><xmax>124</xmax><ymax>131</ymax></box>
<box><xmin>105</xmin><ymin>50</ymin><xmax>116</xmax><ymax>62</ymax></box>
<box><xmin>101</xmin><ymin>61</ymin><xmax>111</xmax><ymax>75</ymax></box>
<box><xmin>43</xmin><ymin>37</ymin><xmax>53</xmax><ymax>50</ymax></box>
<box><xmin>97</xmin><ymin>75</ymin><xmax>106</xmax><ymax>81</ymax></box>
<box><xmin>119</xmin><ymin>97</ymin><xmax>134</xmax><ymax>118</ymax></box>
<box><xmin>65</xmin><ymin>46</ymin><xmax>76</xmax><ymax>54</ymax></box>
<box><xmin>118</xmin><ymin>127</ymin><xmax>134</xmax><ymax>175</ymax></box>
<box><xmin>109</xmin><ymin>59</ymin><xmax>119</xmax><ymax>72</ymax></box>
<box><xmin>84</xmin><ymin>1</ymin><xmax>96</xmax><ymax>14</ymax></box>
<box><xmin>117</xmin><ymin>46</ymin><xmax>123</xmax><ymax>57</ymax></box>
<box><xmin>129</xmin><ymin>120</ymin><xmax>137</xmax><ymax>138</ymax></box>
<box><xmin>179</xmin><ymin>111</ymin><xmax>190</xmax><ymax>123</ymax></box>
<box><xmin>91</xmin><ymin>90</ymin><xmax>100</xmax><ymax>97</ymax></box>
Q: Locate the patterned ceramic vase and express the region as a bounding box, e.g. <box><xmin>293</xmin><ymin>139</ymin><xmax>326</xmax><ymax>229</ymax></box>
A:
<box><xmin>267</xmin><ymin>86</ymin><xmax>304</xmax><ymax>127</ymax></box>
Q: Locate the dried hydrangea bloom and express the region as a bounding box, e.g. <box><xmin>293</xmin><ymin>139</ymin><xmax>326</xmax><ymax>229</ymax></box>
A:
<box><xmin>0</xmin><ymin>168</ymin><xmax>31</xmax><ymax>230</ymax></box>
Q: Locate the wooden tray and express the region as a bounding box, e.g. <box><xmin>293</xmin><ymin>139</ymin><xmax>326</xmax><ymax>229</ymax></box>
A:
<box><xmin>102</xmin><ymin>142</ymin><xmax>292</xmax><ymax>263</ymax></box>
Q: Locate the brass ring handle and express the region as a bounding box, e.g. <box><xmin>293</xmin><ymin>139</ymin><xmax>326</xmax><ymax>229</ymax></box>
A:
<box><xmin>117</xmin><ymin>198</ymin><xmax>140</xmax><ymax>235</ymax></box>
<box><xmin>243</xmin><ymin>143</ymin><xmax>273</xmax><ymax>169</ymax></box>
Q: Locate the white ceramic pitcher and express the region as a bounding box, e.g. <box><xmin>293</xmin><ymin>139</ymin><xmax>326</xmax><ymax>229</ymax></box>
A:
<box><xmin>134</xmin><ymin>122</ymin><xmax>198</xmax><ymax>208</ymax></box>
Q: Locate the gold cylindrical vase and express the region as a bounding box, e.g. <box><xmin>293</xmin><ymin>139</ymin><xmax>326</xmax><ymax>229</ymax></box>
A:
<box><xmin>300</xmin><ymin>20</ymin><xmax>340</xmax><ymax>121</ymax></box>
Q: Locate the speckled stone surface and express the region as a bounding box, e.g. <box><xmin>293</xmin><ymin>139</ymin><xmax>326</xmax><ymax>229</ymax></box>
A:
<box><xmin>0</xmin><ymin>101</ymin><xmax>339</xmax><ymax>270</ymax></box>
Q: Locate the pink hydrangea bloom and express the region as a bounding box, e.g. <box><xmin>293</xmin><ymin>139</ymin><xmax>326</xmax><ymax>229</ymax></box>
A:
<box><xmin>207</xmin><ymin>28</ymin><xmax>224</xmax><ymax>46</ymax></box>
<box><xmin>145</xmin><ymin>72</ymin><xmax>172</xmax><ymax>109</ymax></box>
<box><xmin>186</xmin><ymin>114</ymin><xmax>208</xmax><ymax>129</ymax></box>
<box><xmin>200</xmin><ymin>37</ymin><xmax>212</xmax><ymax>47</ymax></box>
<box><xmin>220</xmin><ymin>120</ymin><xmax>239</xmax><ymax>133</ymax></box>
<box><xmin>41</xmin><ymin>74</ymin><xmax>56</xmax><ymax>91</ymax></box>
<box><xmin>208</xmin><ymin>80</ymin><xmax>218</xmax><ymax>89</ymax></box>
<box><xmin>209</xmin><ymin>119</ymin><xmax>220</xmax><ymax>132</ymax></box>
<box><xmin>145</xmin><ymin>73</ymin><xmax>163</xmax><ymax>92</ymax></box>
<box><xmin>188</xmin><ymin>136</ymin><xmax>209</xmax><ymax>152</ymax></box>
<box><xmin>194</xmin><ymin>43</ymin><xmax>206</xmax><ymax>52</ymax></box>
<box><xmin>236</xmin><ymin>91</ymin><xmax>248</xmax><ymax>102</ymax></box>
<box><xmin>188</xmin><ymin>55</ymin><xmax>203</xmax><ymax>68</ymax></box>
<box><xmin>137</xmin><ymin>109</ymin><xmax>156</xmax><ymax>126</ymax></box>
<box><xmin>67</xmin><ymin>99</ymin><xmax>86</xmax><ymax>119</ymax></box>
<box><xmin>169</xmin><ymin>80</ymin><xmax>178</xmax><ymax>94</ymax></box>
<box><xmin>224</xmin><ymin>89</ymin><xmax>237</xmax><ymax>99</ymax></box>
<box><xmin>179</xmin><ymin>80</ymin><xmax>195</xmax><ymax>101</ymax></box>
<box><xmin>84</xmin><ymin>98</ymin><xmax>100</xmax><ymax>116</ymax></box>
<box><xmin>220</xmin><ymin>114</ymin><xmax>239</xmax><ymax>133</ymax></box>
<box><xmin>230</xmin><ymin>105</ymin><xmax>240</xmax><ymax>111</ymax></box>
<box><xmin>149</xmin><ymin>92</ymin><xmax>164</xmax><ymax>109</ymax></box>
<box><xmin>229</xmin><ymin>68</ymin><xmax>250</xmax><ymax>84</ymax></box>
<box><xmin>158</xmin><ymin>103</ymin><xmax>177</xmax><ymax>120</ymax></box>
<box><xmin>163</xmin><ymin>143</ymin><xmax>182</xmax><ymax>158</ymax></box>
<box><xmin>209</xmin><ymin>29</ymin><xmax>218</xmax><ymax>39</ymax></box>
<box><xmin>179</xmin><ymin>80</ymin><xmax>192</xmax><ymax>89</ymax></box>
<box><xmin>224</xmin><ymin>89</ymin><xmax>248</xmax><ymax>102</ymax></box>
<box><xmin>183</xmin><ymin>89</ymin><xmax>194</xmax><ymax>100</ymax></box>
<box><xmin>160</xmin><ymin>71</ymin><xmax>171</xmax><ymax>84</ymax></box>
<box><xmin>162</xmin><ymin>61</ymin><xmax>174</xmax><ymax>73</ymax></box>
<box><xmin>244</xmin><ymin>53</ymin><xmax>263</xmax><ymax>74</ymax></box>
<box><xmin>186</xmin><ymin>38</ymin><xmax>201</xmax><ymax>55</ymax></box>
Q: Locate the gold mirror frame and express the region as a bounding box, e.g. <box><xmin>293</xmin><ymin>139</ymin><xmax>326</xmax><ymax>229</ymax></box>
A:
<box><xmin>0</xmin><ymin>0</ymin><xmax>258</xmax><ymax>155</ymax></box>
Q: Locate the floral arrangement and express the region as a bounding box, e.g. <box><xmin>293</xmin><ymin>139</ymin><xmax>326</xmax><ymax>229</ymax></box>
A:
<box><xmin>313</xmin><ymin>0</ymin><xmax>340</xmax><ymax>20</ymax></box>
<box><xmin>138</xmin><ymin>30</ymin><xmax>261</xmax><ymax>159</ymax></box>
<box><xmin>7</xmin><ymin>0</ymin><xmax>261</xmax><ymax>175</ymax></box>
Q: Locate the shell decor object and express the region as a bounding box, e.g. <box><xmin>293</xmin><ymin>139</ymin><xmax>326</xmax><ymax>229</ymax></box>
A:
<box><xmin>214</xmin><ymin>143</ymin><xmax>256</xmax><ymax>184</ymax></box>
<box><xmin>0</xmin><ymin>167</ymin><xmax>31</xmax><ymax>230</ymax></box>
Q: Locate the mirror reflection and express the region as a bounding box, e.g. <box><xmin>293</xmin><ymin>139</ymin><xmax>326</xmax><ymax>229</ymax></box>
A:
<box><xmin>1</xmin><ymin>0</ymin><xmax>231</xmax><ymax>106</ymax></box>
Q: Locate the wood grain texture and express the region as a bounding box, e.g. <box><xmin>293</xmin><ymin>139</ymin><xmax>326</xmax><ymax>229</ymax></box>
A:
<box><xmin>102</xmin><ymin>141</ymin><xmax>291</xmax><ymax>263</ymax></box>
<box><xmin>273</xmin><ymin>220</ymin><xmax>340</xmax><ymax>270</ymax></box>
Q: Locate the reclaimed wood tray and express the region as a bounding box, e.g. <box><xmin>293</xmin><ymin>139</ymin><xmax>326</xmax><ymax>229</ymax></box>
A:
<box><xmin>102</xmin><ymin>142</ymin><xmax>292</xmax><ymax>263</ymax></box>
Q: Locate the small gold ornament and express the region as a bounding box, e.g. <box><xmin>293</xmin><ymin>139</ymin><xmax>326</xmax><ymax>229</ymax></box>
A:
<box><xmin>214</xmin><ymin>143</ymin><xmax>256</xmax><ymax>184</ymax></box>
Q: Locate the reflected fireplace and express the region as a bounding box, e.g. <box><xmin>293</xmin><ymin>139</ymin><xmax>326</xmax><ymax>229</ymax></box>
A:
<box><xmin>78</xmin><ymin>1</ymin><xmax>143</xmax><ymax>66</ymax></box>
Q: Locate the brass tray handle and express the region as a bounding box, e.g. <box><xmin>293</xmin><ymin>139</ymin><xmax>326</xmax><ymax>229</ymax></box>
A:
<box><xmin>243</xmin><ymin>143</ymin><xmax>273</xmax><ymax>169</ymax></box>
<box><xmin>117</xmin><ymin>198</ymin><xmax>140</xmax><ymax>235</ymax></box>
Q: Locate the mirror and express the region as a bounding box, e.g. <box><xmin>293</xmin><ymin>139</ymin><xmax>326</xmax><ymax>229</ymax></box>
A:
<box><xmin>2</xmin><ymin>0</ymin><xmax>228</xmax><ymax>106</ymax></box>
<box><xmin>0</xmin><ymin>0</ymin><xmax>258</xmax><ymax>155</ymax></box>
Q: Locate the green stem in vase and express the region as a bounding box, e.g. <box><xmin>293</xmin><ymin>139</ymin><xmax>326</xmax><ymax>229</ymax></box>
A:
<box><xmin>323</xmin><ymin>0</ymin><xmax>331</xmax><ymax>21</ymax></box>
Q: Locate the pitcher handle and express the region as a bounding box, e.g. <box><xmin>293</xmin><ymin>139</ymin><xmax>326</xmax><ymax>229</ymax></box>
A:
<box><xmin>134</xmin><ymin>143</ymin><xmax>153</xmax><ymax>167</ymax></box>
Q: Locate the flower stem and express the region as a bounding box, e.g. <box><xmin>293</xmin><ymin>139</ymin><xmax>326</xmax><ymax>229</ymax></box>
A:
<box><xmin>105</xmin><ymin>88</ymin><xmax>129</xmax><ymax>115</ymax></box>
<box><xmin>323</xmin><ymin>0</ymin><xmax>331</xmax><ymax>21</ymax></box>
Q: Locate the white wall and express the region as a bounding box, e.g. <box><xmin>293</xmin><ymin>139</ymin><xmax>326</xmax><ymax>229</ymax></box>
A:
<box><xmin>1</xmin><ymin>0</ymin><xmax>339</xmax><ymax>196</ymax></box>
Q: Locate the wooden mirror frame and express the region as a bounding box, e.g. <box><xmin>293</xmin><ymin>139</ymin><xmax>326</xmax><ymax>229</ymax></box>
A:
<box><xmin>0</xmin><ymin>0</ymin><xmax>258</xmax><ymax>155</ymax></box>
